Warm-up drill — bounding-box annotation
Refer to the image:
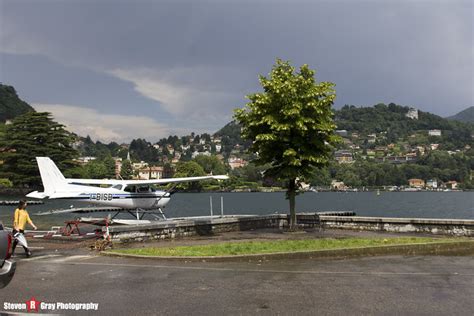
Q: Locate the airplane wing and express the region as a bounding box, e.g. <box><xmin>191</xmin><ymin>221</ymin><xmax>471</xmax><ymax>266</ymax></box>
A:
<box><xmin>66</xmin><ymin>175</ymin><xmax>229</xmax><ymax>186</ymax></box>
<box><xmin>35</xmin><ymin>207</ymin><xmax>126</xmax><ymax>216</ymax></box>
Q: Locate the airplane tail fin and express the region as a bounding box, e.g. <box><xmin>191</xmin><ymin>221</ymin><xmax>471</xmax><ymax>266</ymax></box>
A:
<box><xmin>27</xmin><ymin>157</ymin><xmax>67</xmax><ymax>198</ymax></box>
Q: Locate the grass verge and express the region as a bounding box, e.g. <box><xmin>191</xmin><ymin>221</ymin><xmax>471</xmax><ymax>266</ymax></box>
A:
<box><xmin>109</xmin><ymin>237</ymin><xmax>465</xmax><ymax>257</ymax></box>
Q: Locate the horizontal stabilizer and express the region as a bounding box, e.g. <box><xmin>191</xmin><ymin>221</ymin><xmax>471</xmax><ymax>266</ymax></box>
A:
<box><xmin>26</xmin><ymin>191</ymin><xmax>49</xmax><ymax>199</ymax></box>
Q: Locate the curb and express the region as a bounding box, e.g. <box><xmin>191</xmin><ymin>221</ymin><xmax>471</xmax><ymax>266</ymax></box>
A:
<box><xmin>101</xmin><ymin>240</ymin><xmax>474</xmax><ymax>262</ymax></box>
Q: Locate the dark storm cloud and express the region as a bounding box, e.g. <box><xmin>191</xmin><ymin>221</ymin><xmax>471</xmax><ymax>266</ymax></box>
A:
<box><xmin>0</xmin><ymin>0</ymin><xmax>472</xmax><ymax>141</ymax></box>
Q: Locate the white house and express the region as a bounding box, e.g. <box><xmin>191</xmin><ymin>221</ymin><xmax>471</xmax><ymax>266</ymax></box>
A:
<box><xmin>406</xmin><ymin>108</ymin><xmax>419</xmax><ymax>120</ymax></box>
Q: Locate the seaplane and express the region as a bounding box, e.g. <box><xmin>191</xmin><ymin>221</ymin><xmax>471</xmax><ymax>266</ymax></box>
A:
<box><xmin>26</xmin><ymin>157</ymin><xmax>229</xmax><ymax>225</ymax></box>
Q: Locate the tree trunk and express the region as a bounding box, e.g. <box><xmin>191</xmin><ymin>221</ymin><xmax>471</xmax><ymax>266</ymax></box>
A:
<box><xmin>288</xmin><ymin>178</ymin><xmax>297</xmax><ymax>230</ymax></box>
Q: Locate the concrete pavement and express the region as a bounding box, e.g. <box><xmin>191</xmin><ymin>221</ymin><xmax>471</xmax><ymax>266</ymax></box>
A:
<box><xmin>2</xmin><ymin>251</ymin><xmax>473</xmax><ymax>315</ymax></box>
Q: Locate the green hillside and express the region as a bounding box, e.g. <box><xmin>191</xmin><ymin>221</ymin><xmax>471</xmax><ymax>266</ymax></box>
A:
<box><xmin>214</xmin><ymin>103</ymin><xmax>473</xmax><ymax>151</ymax></box>
<box><xmin>0</xmin><ymin>84</ymin><xmax>35</xmax><ymax>122</ymax></box>
<box><xmin>335</xmin><ymin>103</ymin><xmax>473</xmax><ymax>149</ymax></box>
<box><xmin>447</xmin><ymin>106</ymin><xmax>474</xmax><ymax>123</ymax></box>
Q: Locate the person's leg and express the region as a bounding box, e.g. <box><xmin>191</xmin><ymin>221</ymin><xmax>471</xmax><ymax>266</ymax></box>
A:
<box><xmin>11</xmin><ymin>229</ymin><xmax>18</xmax><ymax>255</ymax></box>
<box><xmin>18</xmin><ymin>230</ymin><xmax>31</xmax><ymax>257</ymax></box>
<box><xmin>11</xmin><ymin>239</ymin><xmax>18</xmax><ymax>255</ymax></box>
<box><xmin>23</xmin><ymin>246</ymin><xmax>31</xmax><ymax>257</ymax></box>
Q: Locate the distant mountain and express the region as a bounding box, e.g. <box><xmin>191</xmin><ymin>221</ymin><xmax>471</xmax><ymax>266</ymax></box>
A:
<box><xmin>447</xmin><ymin>106</ymin><xmax>474</xmax><ymax>123</ymax></box>
<box><xmin>215</xmin><ymin>103</ymin><xmax>474</xmax><ymax>152</ymax></box>
<box><xmin>0</xmin><ymin>84</ymin><xmax>35</xmax><ymax>122</ymax></box>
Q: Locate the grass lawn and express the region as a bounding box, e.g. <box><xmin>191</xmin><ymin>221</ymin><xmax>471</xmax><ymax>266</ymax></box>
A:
<box><xmin>110</xmin><ymin>237</ymin><xmax>464</xmax><ymax>257</ymax></box>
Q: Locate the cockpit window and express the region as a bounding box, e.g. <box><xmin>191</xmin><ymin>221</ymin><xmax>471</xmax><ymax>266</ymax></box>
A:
<box><xmin>138</xmin><ymin>186</ymin><xmax>151</xmax><ymax>193</ymax></box>
<box><xmin>124</xmin><ymin>185</ymin><xmax>136</xmax><ymax>192</ymax></box>
<box><xmin>112</xmin><ymin>184</ymin><xmax>123</xmax><ymax>190</ymax></box>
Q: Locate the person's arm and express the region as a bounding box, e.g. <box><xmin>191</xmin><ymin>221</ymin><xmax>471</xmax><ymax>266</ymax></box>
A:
<box><xmin>27</xmin><ymin>213</ymin><xmax>37</xmax><ymax>230</ymax></box>
<box><xmin>13</xmin><ymin>209</ymin><xmax>19</xmax><ymax>230</ymax></box>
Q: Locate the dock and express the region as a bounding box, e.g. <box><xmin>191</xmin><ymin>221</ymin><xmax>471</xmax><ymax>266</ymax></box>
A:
<box><xmin>0</xmin><ymin>200</ymin><xmax>44</xmax><ymax>205</ymax></box>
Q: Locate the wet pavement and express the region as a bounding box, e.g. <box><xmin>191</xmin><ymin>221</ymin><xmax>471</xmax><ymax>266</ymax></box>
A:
<box><xmin>2</xmin><ymin>229</ymin><xmax>473</xmax><ymax>315</ymax></box>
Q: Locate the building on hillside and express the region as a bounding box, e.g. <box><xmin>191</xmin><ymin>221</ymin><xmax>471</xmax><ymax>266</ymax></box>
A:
<box><xmin>114</xmin><ymin>158</ymin><xmax>122</xmax><ymax>178</ymax></box>
<box><xmin>74</xmin><ymin>156</ymin><xmax>96</xmax><ymax>166</ymax></box>
<box><xmin>334</xmin><ymin>150</ymin><xmax>353</xmax><ymax>163</ymax></box>
<box><xmin>331</xmin><ymin>180</ymin><xmax>347</xmax><ymax>191</ymax></box>
<box><xmin>215</xmin><ymin>144</ymin><xmax>222</xmax><ymax>152</ymax></box>
<box><xmin>430</xmin><ymin>144</ymin><xmax>439</xmax><ymax>150</ymax></box>
<box><xmin>366</xmin><ymin>149</ymin><xmax>376</xmax><ymax>159</ymax></box>
<box><xmin>367</xmin><ymin>134</ymin><xmax>377</xmax><ymax>144</ymax></box>
<box><xmin>408</xmin><ymin>178</ymin><xmax>425</xmax><ymax>188</ymax></box>
<box><xmin>375</xmin><ymin>146</ymin><xmax>387</xmax><ymax>157</ymax></box>
<box><xmin>138</xmin><ymin>168</ymin><xmax>150</xmax><ymax>180</ymax></box>
<box><xmin>386</xmin><ymin>156</ymin><xmax>406</xmax><ymax>164</ymax></box>
<box><xmin>132</xmin><ymin>161</ymin><xmax>148</xmax><ymax>172</ymax></box>
<box><xmin>138</xmin><ymin>166</ymin><xmax>164</xmax><ymax>180</ymax></box>
<box><xmin>416</xmin><ymin>146</ymin><xmax>426</xmax><ymax>155</ymax></box>
<box><xmin>428</xmin><ymin>129</ymin><xmax>441</xmax><ymax>137</ymax></box>
<box><xmin>445</xmin><ymin>181</ymin><xmax>458</xmax><ymax>190</ymax></box>
<box><xmin>192</xmin><ymin>151</ymin><xmax>211</xmax><ymax>159</ymax></box>
<box><xmin>405</xmin><ymin>152</ymin><xmax>417</xmax><ymax>162</ymax></box>
<box><xmin>426</xmin><ymin>179</ymin><xmax>438</xmax><ymax>189</ymax></box>
<box><xmin>335</xmin><ymin>130</ymin><xmax>348</xmax><ymax>137</ymax></box>
<box><xmin>406</xmin><ymin>108</ymin><xmax>419</xmax><ymax>120</ymax></box>
<box><xmin>150</xmin><ymin>166</ymin><xmax>163</xmax><ymax>179</ymax></box>
<box><xmin>228</xmin><ymin>156</ymin><xmax>248</xmax><ymax>169</ymax></box>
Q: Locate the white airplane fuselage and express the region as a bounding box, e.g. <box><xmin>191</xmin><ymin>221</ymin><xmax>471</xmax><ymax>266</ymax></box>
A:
<box><xmin>53</xmin><ymin>184</ymin><xmax>171</xmax><ymax>209</ymax></box>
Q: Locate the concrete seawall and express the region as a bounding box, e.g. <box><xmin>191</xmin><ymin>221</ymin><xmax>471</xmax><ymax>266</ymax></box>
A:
<box><xmin>320</xmin><ymin>216</ymin><xmax>474</xmax><ymax>237</ymax></box>
<box><xmin>104</xmin><ymin>213</ymin><xmax>474</xmax><ymax>242</ymax></box>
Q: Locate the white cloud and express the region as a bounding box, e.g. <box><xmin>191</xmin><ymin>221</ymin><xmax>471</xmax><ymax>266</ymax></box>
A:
<box><xmin>109</xmin><ymin>67</ymin><xmax>241</xmax><ymax>121</ymax></box>
<box><xmin>33</xmin><ymin>103</ymin><xmax>185</xmax><ymax>143</ymax></box>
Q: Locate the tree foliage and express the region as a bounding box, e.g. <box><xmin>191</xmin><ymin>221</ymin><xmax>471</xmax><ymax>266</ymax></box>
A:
<box><xmin>234</xmin><ymin>59</ymin><xmax>340</xmax><ymax>228</ymax></box>
<box><xmin>120</xmin><ymin>159</ymin><xmax>133</xmax><ymax>180</ymax></box>
<box><xmin>0</xmin><ymin>84</ymin><xmax>35</xmax><ymax>122</ymax></box>
<box><xmin>174</xmin><ymin>161</ymin><xmax>206</xmax><ymax>191</ymax></box>
<box><xmin>194</xmin><ymin>155</ymin><xmax>227</xmax><ymax>175</ymax></box>
<box><xmin>0</xmin><ymin>112</ymin><xmax>78</xmax><ymax>187</ymax></box>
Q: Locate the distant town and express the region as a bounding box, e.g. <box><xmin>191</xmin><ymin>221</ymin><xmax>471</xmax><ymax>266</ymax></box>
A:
<box><xmin>1</xmin><ymin>84</ymin><xmax>473</xmax><ymax>192</ymax></box>
<box><xmin>69</xmin><ymin>105</ymin><xmax>473</xmax><ymax>192</ymax></box>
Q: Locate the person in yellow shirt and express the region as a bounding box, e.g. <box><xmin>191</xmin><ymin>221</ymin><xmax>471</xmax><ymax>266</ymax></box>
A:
<box><xmin>12</xmin><ymin>200</ymin><xmax>37</xmax><ymax>257</ymax></box>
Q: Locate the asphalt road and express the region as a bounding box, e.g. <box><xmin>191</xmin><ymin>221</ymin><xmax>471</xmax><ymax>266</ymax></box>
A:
<box><xmin>1</xmin><ymin>251</ymin><xmax>473</xmax><ymax>315</ymax></box>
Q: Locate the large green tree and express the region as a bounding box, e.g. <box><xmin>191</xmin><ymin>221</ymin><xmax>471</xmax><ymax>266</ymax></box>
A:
<box><xmin>174</xmin><ymin>161</ymin><xmax>206</xmax><ymax>191</ymax></box>
<box><xmin>234</xmin><ymin>59</ymin><xmax>340</xmax><ymax>229</ymax></box>
<box><xmin>0</xmin><ymin>112</ymin><xmax>78</xmax><ymax>187</ymax></box>
<box><xmin>194</xmin><ymin>155</ymin><xmax>227</xmax><ymax>175</ymax></box>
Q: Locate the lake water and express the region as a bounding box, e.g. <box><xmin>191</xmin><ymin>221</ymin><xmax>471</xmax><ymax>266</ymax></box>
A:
<box><xmin>1</xmin><ymin>192</ymin><xmax>473</xmax><ymax>229</ymax></box>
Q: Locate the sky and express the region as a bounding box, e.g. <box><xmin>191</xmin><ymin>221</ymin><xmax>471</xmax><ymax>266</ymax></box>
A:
<box><xmin>0</xmin><ymin>0</ymin><xmax>472</xmax><ymax>143</ymax></box>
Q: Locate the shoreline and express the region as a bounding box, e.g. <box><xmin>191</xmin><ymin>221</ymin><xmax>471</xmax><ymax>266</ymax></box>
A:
<box><xmin>0</xmin><ymin>188</ymin><xmax>470</xmax><ymax>196</ymax></box>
